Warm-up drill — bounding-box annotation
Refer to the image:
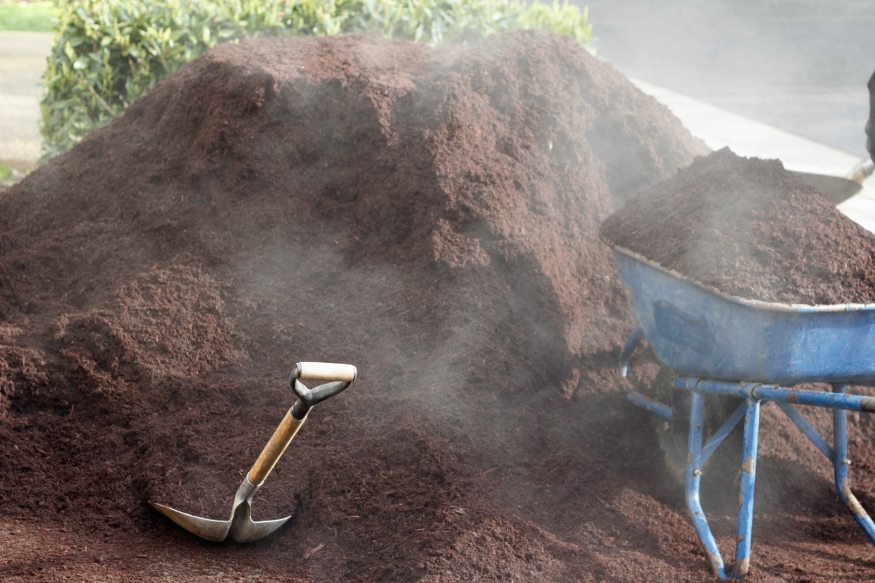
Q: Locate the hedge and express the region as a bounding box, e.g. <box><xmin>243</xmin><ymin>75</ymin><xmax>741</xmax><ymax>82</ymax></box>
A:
<box><xmin>39</xmin><ymin>0</ymin><xmax>592</xmax><ymax>159</ymax></box>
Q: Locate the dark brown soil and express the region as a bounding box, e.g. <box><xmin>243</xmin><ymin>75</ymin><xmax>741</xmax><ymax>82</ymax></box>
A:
<box><xmin>601</xmin><ymin>147</ymin><xmax>875</xmax><ymax>304</ymax></box>
<box><xmin>1</xmin><ymin>32</ymin><xmax>874</xmax><ymax>582</ymax></box>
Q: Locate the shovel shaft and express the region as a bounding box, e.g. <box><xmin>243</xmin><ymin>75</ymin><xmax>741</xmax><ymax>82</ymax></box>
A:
<box><xmin>247</xmin><ymin>408</ymin><xmax>308</xmax><ymax>486</ymax></box>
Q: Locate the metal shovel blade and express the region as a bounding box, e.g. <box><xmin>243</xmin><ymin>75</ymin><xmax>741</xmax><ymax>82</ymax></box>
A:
<box><xmin>150</xmin><ymin>477</ymin><xmax>291</xmax><ymax>543</ymax></box>
<box><xmin>790</xmin><ymin>160</ymin><xmax>875</xmax><ymax>206</ymax></box>
<box><xmin>790</xmin><ymin>170</ymin><xmax>863</xmax><ymax>205</ymax></box>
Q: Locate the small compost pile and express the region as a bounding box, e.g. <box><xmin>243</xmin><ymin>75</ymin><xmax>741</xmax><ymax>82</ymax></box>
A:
<box><xmin>2</xmin><ymin>33</ymin><xmax>874</xmax><ymax>582</ymax></box>
<box><xmin>601</xmin><ymin>148</ymin><xmax>875</xmax><ymax>304</ymax></box>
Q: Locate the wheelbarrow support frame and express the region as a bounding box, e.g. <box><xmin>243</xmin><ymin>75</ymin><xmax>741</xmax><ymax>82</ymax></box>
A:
<box><xmin>612</xmin><ymin>248</ymin><xmax>875</xmax><ymax>577</ymax></box>
<box><xmin>661</xmin><ymin>377</ymin><xmax>875</xmax><ymax>579</ymax></box>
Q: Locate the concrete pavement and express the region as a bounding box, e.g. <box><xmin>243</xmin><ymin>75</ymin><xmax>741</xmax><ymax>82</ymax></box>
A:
<box><xmin>0</xmin><ymin>31</ymin><xmax>52</xmax><ymax>170</ymax></box>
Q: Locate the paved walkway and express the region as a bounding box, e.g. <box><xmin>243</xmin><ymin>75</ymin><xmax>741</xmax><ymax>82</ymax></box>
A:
<box><xmin>0</xmin><ymin>31</ymin><xmax>52</xmax><ymax>170</ymax></box>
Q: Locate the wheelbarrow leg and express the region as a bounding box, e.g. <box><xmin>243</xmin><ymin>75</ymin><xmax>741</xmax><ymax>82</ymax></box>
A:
<box><xmin>732</xmin><ymin>398</ymin><xmax>761</xmax><ymax>578</ymax></box>
<box><xmin>685</xmin><ymin>390</ymin><xmax>728</xmax><ymax>579</ymax></box>
<box><xmin>832</xmin><ymin>385</ymin><xmax>875</xmax><ymax>543</ymax></box>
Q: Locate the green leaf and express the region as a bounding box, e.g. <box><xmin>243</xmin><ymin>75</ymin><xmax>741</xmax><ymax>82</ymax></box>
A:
<box><xmin>63</xmin><ymin>40</ymin><xmax>75</xmax><ymax>61</ymax></box>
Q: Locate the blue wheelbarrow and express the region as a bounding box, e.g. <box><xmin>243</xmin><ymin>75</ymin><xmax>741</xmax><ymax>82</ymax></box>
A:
<box><xmin>613</xmin><ymin>246</ymin><xmax>875</xmax><ymax>579</ymax></box>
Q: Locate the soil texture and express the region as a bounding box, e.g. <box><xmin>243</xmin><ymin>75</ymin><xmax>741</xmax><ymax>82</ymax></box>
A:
<box><xmin>601</xmin><ymin>147</ymin><xmax>875</xmax><ymax>304</ymax></box>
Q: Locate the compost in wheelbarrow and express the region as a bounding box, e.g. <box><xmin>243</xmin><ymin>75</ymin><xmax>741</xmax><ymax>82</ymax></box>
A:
<box><xmin>600</xmin><ymin>147</ymin><xmax>875</xmax><ymax>306</ymax></box>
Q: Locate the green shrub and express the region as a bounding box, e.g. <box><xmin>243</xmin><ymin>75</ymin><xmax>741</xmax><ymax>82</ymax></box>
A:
<box><xmin>40</xmin><ymin>0</ymin><xmax>591</xmax><ymax>159</ymax></box>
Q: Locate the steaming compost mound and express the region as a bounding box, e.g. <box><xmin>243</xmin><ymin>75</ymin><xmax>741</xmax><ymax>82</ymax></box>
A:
<box><xmin>601</xmin><ymin>148</ymin><xmax>875</xmax><ymax>304</ymax></box>
<box><xmin>1</xmin><ymin>33</ymin><xmax>871</xmax><ymax>582</ymax></box>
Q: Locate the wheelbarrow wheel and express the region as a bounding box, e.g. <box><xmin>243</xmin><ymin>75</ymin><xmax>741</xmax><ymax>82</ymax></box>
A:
<box><xmin>652</xmin><ymin>367</ymin><xmax>743</xmax><ymax>484</ymax></box>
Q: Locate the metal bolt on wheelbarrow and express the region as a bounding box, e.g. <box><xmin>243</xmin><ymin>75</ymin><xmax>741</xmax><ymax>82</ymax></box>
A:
<box><xmin>612</xmin><ymin>246</ymin><xmax>875</xmax><ymax>579</ymax></box>
<box><xmin>150</xmin><ymin>361</ymin><xmax>357</xmax><ymax>542</ymax></box>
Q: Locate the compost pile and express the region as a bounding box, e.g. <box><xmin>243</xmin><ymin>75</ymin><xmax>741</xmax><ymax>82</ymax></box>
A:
<box><xmin>1</xmin><ymin>33</ymin><xmax>873</xmax><ymax>582</ymax></box>
<box><xmin>601</xmin><ymin>148</ymin><xmax>875</xmax><ymax>304</ymax></box>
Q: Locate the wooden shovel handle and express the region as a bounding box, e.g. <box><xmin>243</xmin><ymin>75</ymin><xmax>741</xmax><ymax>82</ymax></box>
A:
<box><xmin>297</xmin><ymin>362</ymin><xmax>357</xmax><ymax>383</ymax></box>
<box><xmin>246</xmin><ymin>362</ymin><xmax>356</xmax><ymax>486</ymax></box>
<box><xmin>247</xmin><ymin>408</ymin><xmax>308</xmax><ymax>486</ymax></box>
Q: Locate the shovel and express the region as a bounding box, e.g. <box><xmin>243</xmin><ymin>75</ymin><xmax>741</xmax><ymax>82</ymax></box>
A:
<box><xmin>790</xmin><ymin>159</ymin><xmax>875</xmax><ymax>205</ymax></box>
<box><xmin>150</xmin><ymin>361</ymin><xmax>357</xmax><ymax>542</ymax></box>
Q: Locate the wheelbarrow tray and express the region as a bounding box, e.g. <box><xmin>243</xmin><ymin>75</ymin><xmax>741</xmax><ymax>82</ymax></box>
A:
<box><xmin>613</xmin><ymin>246</ymin><xmax>875</xmax><ymax>384</ymax></box>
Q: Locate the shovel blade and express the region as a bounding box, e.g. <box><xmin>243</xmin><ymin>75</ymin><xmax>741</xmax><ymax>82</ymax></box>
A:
<box><xmin>151</xmin><ymin>499</ymin><xmax>293</xmax><ymax>543</ymax></box>
<box><xmin>789</xmin><ymin>170</ymin><xmax>863</xmax><ymax>205</ymax></box>
<box><xmin>229</xmin><ymin>514</ymin><xmax>292</xmax><ymax>543</ymax></box>
<box><xmin>150</xmin><ymin>501</ymin><xmax>232</xmax><ymax>542</ymax></box>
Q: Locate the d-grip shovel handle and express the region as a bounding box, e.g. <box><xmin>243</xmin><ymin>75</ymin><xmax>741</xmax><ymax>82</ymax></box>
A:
<box><xmin>296</xmin><ymin>362</ymin><xmax>357</xmax><ymax>383</ymax></box>
<box><xmin>290</xmin><ymin>361</ymin><xmax>357</xmax><ymax>419</ymax></box>
<box><xmin>246</xmin><ymin>362</ymin><xmax>357</xmax><ymax>487</ymax></box>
